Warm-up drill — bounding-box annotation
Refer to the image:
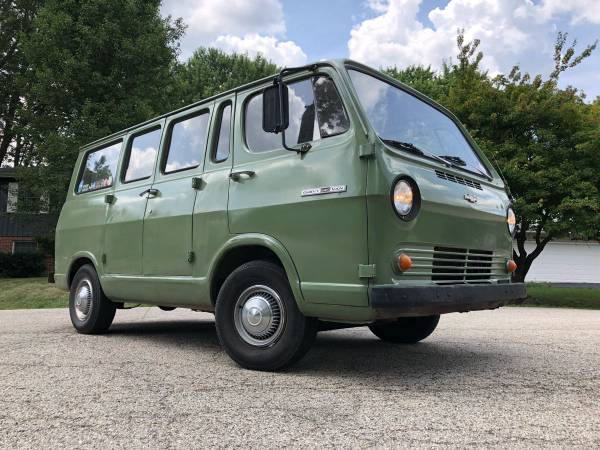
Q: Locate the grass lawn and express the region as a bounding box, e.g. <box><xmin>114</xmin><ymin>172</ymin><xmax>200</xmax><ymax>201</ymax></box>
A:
<box><xmin>0</xmin><ymin>277</ymin><xmax>68</xmax><ymax>310</ymax></box>
<box><xmin>0</xmin><ymin>278</ymin><xmax>598</xmax><ymax>310</ymax></box>
<box><xmin>516</xmin><ymin>283</ymin><xmax>600</xmax><ymax>310</ymax></box>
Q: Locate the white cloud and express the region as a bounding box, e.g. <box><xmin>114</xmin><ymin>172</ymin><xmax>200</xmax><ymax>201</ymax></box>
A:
<box><xmin>348</xmin><ymin>0</ymin><xmax>541</xmax><ymax>74</ymax></box>
<box><xmin>162</xmin><ymin>0</ymin><xmax>285</xmax><ymax>44</ymax></box>
<box><xmin>537</xmin><ymin>0</ymin><xmax>600</xmax><ymax>24</ymax></box>
<box><xmin>213</xmin><ymin>34</ymin><xmax>307</xmax><ymax>66</ymax></box>
<box><xmin>161</xmin><ymin>0</ymin><xmax>306</xmax><ymax>66</ymax></box>
<box><xmin>347</xmin><ymin>0</ymin><xmax>599</xmax><ymax>76</ymax></box>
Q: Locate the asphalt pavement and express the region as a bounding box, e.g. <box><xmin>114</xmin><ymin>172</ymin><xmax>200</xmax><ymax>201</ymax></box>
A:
<box><xmin>1</xmin><ymin>306</ymin><xmax>599</xmax><ymax>448</ymax></box>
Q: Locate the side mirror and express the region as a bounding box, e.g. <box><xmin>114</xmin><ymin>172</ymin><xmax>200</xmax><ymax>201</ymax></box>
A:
<box><xmin>262</xmin><ymin>82</ymin><xmax>289</xmax><ymax>133</ymax></box>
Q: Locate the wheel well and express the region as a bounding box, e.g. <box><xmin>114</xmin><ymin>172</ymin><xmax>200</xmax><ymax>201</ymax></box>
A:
<box><xmin>210</xmin><ymin>246</ymin><xmax>284</xmax><ymax>305</ymax></box>
<box><xmin>68</xmin><ymin>257</ymin><xmax>94</xmax><ymax>288</ymax></box>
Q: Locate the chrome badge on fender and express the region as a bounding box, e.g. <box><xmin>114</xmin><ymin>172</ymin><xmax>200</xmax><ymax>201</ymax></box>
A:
<box><xmin>301</xmin><ymin>185</ymin><xmax>347</xmax><ymax>197</ymax></box>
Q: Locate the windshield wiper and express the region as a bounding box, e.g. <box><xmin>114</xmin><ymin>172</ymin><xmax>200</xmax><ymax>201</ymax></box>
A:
<box><xmin>470</xmin><ymin>167</ymin><xmax>493</xmax><ymax>181</ymax></box>
<box><xmin>439</xmin><ymin>154</ymin><xmax>493</xmax><ymax>181</ymax></box>
<box><xmin>382</xmin><ymin>140</ymin><xmax>453</xmax><ymax>168</ymax></box>
<box><xmin>436</xmin><ymin>154</ymin><xmax>492</xmax><ymax>180</ymax></box>
<box><xmin>383</xmin><ymin>140</ymin><xmax>494</xmax><ymax>181</ymax></box>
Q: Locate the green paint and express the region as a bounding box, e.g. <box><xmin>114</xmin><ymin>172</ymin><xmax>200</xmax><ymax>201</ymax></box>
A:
<box><xmin>55</xmin><ymin>60</ymin><xmax>518</xmax><ymax>322</ymax></box>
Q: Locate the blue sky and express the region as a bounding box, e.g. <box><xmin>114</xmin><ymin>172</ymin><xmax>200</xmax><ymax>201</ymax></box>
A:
<box><xmin>161</xmin><ymin>0</ymin><xmax>600</xmax><ymax>100</ymax></box>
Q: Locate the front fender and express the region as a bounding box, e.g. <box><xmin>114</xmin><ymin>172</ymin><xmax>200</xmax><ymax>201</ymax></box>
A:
<box><xmin>208</xmin><ymin>233</ymin><xmax>306</xmax><ymax>308</ymax></box>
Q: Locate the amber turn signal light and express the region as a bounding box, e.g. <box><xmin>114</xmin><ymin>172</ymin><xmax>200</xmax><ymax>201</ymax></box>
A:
<box><xmin>506</xmin><ymin>259</ymin><xmax>517</xmax><ymax>273</ymax></box>
<box><xmin>398</xmin><ymin>253</ymin><xmax>412</xmax><ymax>272</ymax></box>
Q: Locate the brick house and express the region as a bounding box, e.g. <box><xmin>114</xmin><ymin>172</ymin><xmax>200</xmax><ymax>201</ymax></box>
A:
<box><xmin>0</xmin><ymin>168</ymin><xmax>56</xmax><ymax>269</ymax></box>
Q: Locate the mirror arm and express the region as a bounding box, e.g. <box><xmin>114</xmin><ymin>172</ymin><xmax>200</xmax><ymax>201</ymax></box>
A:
<box><xmin>275</xmin><ymin>64</ymin><xmax>318</xmax><ymax>154</ymax></box>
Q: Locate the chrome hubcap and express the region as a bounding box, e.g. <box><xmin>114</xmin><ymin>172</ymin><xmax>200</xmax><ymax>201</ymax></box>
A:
<box><xmin>234</xmin><ymin>285</ymin><xmax>285</xmax><ymax>347</ymax></box>
<box><xmin>74</xmin><ymin>279</ymin><xmax>93</xmax><ymax>321</ymax></box>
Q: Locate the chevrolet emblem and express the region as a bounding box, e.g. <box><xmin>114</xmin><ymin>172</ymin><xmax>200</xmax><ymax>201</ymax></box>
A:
<box><xmin>464</xmin><ymin>193</ymin><xmax>478</xmax><ymax>203</ymax></box>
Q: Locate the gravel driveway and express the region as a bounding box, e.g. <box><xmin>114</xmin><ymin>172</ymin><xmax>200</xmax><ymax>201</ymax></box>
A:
<box><xmin>1</xmin><ymin>307</ymin><xmax>598</xmax><ymax>448</ymax></box>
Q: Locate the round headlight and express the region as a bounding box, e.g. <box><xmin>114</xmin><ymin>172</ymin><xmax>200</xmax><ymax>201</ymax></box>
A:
<box><xmin>507</xmin><ymin>207</ymin><xmax>516</xmax><ymax>236</ymax></box>
<box><xmin>392</xmin><ymin>178</ymin><xmax>420</xmax><ymax>220</ymax></box>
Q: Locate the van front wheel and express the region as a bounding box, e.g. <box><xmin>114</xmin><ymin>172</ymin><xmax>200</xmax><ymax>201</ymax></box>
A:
<box><xmin>369</xmin><ymin>315</ymin><xmax>440</xmax><ymax>343</ymax></box>
<box><xmin>215</xmin><ymin>261</ymin><xmax>317</xmax><ymax>371</ymax></box>
<box><xmin>69</xmin><ymin>264</ymin><xmax>116</xmax><ymax>334</ymax></box>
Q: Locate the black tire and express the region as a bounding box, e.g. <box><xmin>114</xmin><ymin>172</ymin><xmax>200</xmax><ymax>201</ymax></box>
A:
<box><xmin>369</xmin><ymin>315</ymin><xmax>440</xmax><ymax>344</ymax></box>
<box><xmin>159</xmin><ymin>306</ymin><xmax>176</xmax><ymax>311</ymax></box>
<box><xmin>69</xmin><ymin>264</ymin><xmax>116</xmax><ymax>334</ymax></box>
<box><xmin>215</xmin><ymin>261</ymin><xmax>317</xmax><ymax>371</ymax></box>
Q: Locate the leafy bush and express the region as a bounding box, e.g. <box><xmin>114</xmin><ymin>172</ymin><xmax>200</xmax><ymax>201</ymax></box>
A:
<box><xmin>0</xmin><ymin>252</ymin><xmax>46</xmax><ymax>278</ymax></box>
<box><xmin>34</xmin><ymin>234</ymin><xmax>55</xmax><ymax>257</ymax></box>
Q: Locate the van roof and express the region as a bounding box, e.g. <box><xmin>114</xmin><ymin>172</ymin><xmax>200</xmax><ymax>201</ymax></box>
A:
<box><xmin>81</xmin><ymin>58</ymin><xmax>372</xmax><ymax>151</ymax></box>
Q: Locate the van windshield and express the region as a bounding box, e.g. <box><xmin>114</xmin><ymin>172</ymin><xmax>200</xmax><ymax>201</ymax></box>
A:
<box><xmin>348</xmin><ymin>69</ymin><xmax>491</xmax><ymax>179</ymax></box>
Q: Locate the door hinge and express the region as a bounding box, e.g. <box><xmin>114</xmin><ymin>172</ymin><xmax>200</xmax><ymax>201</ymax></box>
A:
<box><xmin>358</xmin><ymin>264</ymin><xmax>376</xmax><ymax>278</ymax></box>
<box><xmin>358</xmin><ymin>143</ymin><xmax>375</xmax><ymax>159</ymax></box>
<box><xmin>191</xmin><ymin>177</ymin><xmax>202</xmax><ymax>190</ymax></box>
<box><xmin>187</xmin><ymin>251</ymin><xmax>195</xmax><ymax>263</ymax></box>
<box><xmin>101</xmin><ymin>254</ymin><xmax>107</xmax><ymax>264</ymax></box>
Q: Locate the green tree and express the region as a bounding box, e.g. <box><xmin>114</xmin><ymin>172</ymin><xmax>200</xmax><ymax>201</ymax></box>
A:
<box><xmin>0</xmin><ymin>0</ymin><xmax>39</xmax><ymax>167</ymax></box>
<box><xmin>386</xmin><ymin>32</ymin><xmax>600</xmax><ymax>282</ymax></box>
<box><xmin>384</xmin><ymin>65</ymin><xmax>448</xmax><ymax>100</ymax></box>
<box><xmin>173</xmin><ymin>47</ymin><xmax>278</xmax><ymax>106</ymax></box>
<box><xmin>17</xmin><ymin>0</ymin><xmax>184</xmax><ymax>212</ymax></box>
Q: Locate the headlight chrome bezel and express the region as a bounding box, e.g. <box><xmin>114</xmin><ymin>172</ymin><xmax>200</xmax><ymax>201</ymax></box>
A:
<box><xmin>391</xmin><ymin>176</ymin><xmax>421</xmax><ymax>221</ymax></box>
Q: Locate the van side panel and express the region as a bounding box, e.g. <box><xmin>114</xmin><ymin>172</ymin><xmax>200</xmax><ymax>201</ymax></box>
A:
<box><xmin>142</xmin><ymin>107</ymin><xmax>213</xmax><ymax>277</ymax></box>
<box><xmin>55</xmin><ymin>189</ymin><xmax>108</xmax><ymax>285</ymax></box>
<box><xmin>55</xmin><ymin>145</ymin><xmax>117</xmax><ymax>290</ymax></box>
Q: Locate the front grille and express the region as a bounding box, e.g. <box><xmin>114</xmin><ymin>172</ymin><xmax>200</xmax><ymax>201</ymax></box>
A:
<box><xmin>398</xmin><ymin>245</ymin><xmax>507</xmax><ymax>284</ymax></box>
<box><xmin>435</xmin><ymin>170</ymin><xmax>482</xmax><ymax>190</ymax></box>
<box><xmin>432</xmin><ymin>247</ymin><xmax>492</xmax><ymax>283</ymax></box>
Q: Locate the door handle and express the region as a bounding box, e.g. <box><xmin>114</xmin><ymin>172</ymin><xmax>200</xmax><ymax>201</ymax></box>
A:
<box><xmin>229</xmin><ymin>170</ymin><xmax>256</xmax><ymax>181</ymax></box>
<box><xmin>139</xmin><ymin>188</ymin><xmax>160</xmax><ymax>198</ymax></box>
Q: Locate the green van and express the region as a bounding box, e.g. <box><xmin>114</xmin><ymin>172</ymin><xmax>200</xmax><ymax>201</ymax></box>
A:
<box><xmin>55</xmin><ymin>60</ymin><xmax>526</xmax><ymax>370</ymax></box>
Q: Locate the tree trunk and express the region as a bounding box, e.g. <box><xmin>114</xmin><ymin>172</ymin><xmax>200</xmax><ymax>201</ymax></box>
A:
<box><xmin>512</xmin><ymin>219</ymin><xmax>553</xmax><ymax>283</ymax></box>
<box><xmin>13</xmin><ymin>135</ymin><xmax>23</xmax><ymax>166</ymax></box>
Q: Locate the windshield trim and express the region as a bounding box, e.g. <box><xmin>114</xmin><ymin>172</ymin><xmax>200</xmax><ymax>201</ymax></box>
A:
<box><xmin>344</xmin><ymin>64</ymin><xmax>493</xmax><ymax>180</ymax></box>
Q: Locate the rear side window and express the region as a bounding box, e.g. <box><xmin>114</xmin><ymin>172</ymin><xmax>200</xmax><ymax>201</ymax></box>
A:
<box><xmin>213</xmin><ymin>103</ymin><xmax>231</xmax><ymax>162</ymax></box>
<box><xmin>77</xmin><ymin>141</ymin><xmax>121</xmax><ymax>193</ymax></box>
<box><xmin>164</xmin><ymin>111</ymin><xmax>210</xmax><ymax>173</ymax></box>
<box><xmin>245</xmin><ymin>75</ymin><xmax>349</xmax><ymax>153</ymax></box>
<box><xmin>124</xmin><ymin>127</ymin><xmax>162</xmax><ymax>182</ymax></box>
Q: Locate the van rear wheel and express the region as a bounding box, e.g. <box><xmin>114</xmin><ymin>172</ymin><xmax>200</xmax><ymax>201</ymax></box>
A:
<box><xmin>369</xmin><ymin>315</ymin><xmax>440</xmax><ymax>343</ymax></box>
<box><xmin>215</xmin><ymin>261</ymin><xmax>317</xmax><ymax>371</ymax></box>
<box><xmin>69</xmin><ymin>264</ymin><xmax>116</xmax><ymax>334</ymax></box>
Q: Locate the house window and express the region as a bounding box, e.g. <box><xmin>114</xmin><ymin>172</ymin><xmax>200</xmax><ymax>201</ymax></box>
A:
<box><xmin>6</xmin><ymin>182</ymin><xmax>18</xmax><ymax>213</ymax></box>
<box><xmin>12</xmin><ymin>240</ymin><xmax>38</xmax><ymax>254</ymax></box>
<box><xmin>4</xmin><ymin>181</ymin><xmax>50</xmax><ymax>214</ymax></box>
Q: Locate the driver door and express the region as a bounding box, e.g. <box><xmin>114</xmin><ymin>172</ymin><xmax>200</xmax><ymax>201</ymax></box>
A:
<box><xmin>228</xmin><ymin>71</ymin><xmax>369</xmax><ymax>306</ymax></box>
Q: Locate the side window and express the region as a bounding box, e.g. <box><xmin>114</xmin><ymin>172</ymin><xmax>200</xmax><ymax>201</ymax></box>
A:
<box><xmin>313</xmin><ymin>77</ymin><xmax>350</xmax><ymax>137</ymax></box>
<box><xmin>77</xmin><ymin>141</ymin><xmax>121</xmax><ymax>193</ymax></box>
<box><xmin>123</xmin><ymin>127</ymin><xmax>162</xmax><ymax>182</ymax></box>
<box><xmin>164</xmin><ymin>111</ymin><xmax>210</xmax><ymax>173</ymax></box>
<box><xmin>245</xmin><ymin>75</ymin><xmax>349</xmax><ymax>153</ymax></box>
<box><xmin>245</xmin><ymin>94</ymin><xmax>281</xmax><ymax>153</ymax></box>
<box><xmin>213</xmin><ymin>102</ymin><xmax>231</xmax><ymax>163</ymax></box>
